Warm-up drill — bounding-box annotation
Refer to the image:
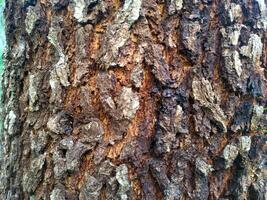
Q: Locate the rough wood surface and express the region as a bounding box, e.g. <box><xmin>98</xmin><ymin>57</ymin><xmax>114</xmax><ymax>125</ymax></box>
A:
<box><xmin>0</xmin><ymin>0</ymin><xmax>266</xmax><ymax>199</ymax></box>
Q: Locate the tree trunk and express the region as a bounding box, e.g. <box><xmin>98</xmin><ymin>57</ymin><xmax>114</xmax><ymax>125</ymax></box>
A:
<box><xmin>0</xmin><ymin>0</ymin><xmax>266</xmax><ymax>199</ymax></box>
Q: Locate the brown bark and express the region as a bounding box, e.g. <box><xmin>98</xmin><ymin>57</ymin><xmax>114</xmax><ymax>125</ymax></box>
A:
<box><xmin>0</xmin><ymin>0</ymin><xmax>266</xmax><ymax>200</ymax></box>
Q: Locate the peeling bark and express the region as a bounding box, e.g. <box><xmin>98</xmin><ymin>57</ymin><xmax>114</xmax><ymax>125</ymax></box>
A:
<box><xmin>0</xmin><ymin>0</ymin><xmax>266</xmax><ymax>200</ymax></box>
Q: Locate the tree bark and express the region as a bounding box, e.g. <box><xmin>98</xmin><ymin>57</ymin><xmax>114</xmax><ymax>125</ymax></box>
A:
<box><xmin>0</xmin><ymin>0</ymin><xmax>266</xmax><ymax>199</ymax></box>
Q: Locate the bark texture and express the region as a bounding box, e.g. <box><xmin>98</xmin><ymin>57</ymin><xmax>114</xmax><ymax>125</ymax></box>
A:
<box><xmin>0</xmin><ymin>0</ymin><xmax>267</xmax><ymax>199</ymax></box>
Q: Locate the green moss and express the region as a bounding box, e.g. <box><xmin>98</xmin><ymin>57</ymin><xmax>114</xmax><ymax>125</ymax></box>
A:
<box><xmin>0</xmin><ymin>1</ymin><xmax>4</xmax><ymax>119</ymax></box>
<box><xmin>0</xmin><ymin>0</ymin><xmax>4</xmax><ymax>157</ymax></box>
<box><xmin>0</xmin><ymin>0</ymin><xmax>5</xmax><ymax>74</ymax></box>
